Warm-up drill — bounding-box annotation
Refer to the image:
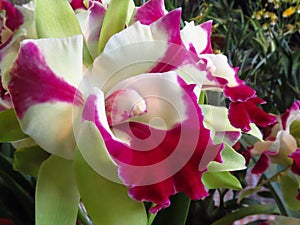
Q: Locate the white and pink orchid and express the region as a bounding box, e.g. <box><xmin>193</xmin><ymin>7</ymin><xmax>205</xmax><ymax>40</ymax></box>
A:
<box><xmin>251</xmin><ymin>100</ymin><xmax>300</xmax><ymax>174</ymax></box>
<box><xmin>0</xmin><ymin>0</ymin><xmax>276</xmax><ymax>216</ymax></box>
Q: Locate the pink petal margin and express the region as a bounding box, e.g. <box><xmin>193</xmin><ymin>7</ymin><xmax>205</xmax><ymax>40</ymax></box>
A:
<box><xmin>289</xmin><ymin>148</ymin><xmax>300</xmax><ymax>176</ymax></box>
<box><xmin>82</xmin><ymin>75</ymin><xmax>223</xmax><ymax>213</ymax></box>
<box><xmin>251</xmin><ymin>153</ymin><xmax>269</xmax><ymax>174</ymax></box>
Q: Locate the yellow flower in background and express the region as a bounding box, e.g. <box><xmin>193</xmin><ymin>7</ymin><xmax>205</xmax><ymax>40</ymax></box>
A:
<box><xmin>283</xmin><ymin>6</ymin><xmax>296</xmax><ymax>17</ymax></box>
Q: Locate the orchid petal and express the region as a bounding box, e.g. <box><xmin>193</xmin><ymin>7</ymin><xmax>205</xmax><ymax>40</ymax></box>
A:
<box><xmin>224</xmin><ymin>84</ymin><xmax>256</xmax><ymax>102</ymax></box>
<box><xmin>246</xmin><ymin>123</ymin><xmax>263</xmax><ymax>141</ymax></box>
<box><xmin>35</xmin><ymin>0</ymin><xmax>93</xmax><ymax>66</ymax></box>
<box><xmin>105</xmin><ymin>88</ymin><xmax>146</xmax><ymax>126</ymax></box>
<box><xmin>90</xmin><ymin>9</ymin><xmax>203</xmax><ymax>96</ymax></box>
<box><xmin>251</xmin><ymin>153</ymin><xmax>269</xmax><ymax>174</ymax></box>
<box><xmin>0</xmin><ymin>4</ymin><xmax>35</xmax><ymax>79</ymax></box>
<box><xmin>76</xmin><ymin>120</ymin><xmax>121</xmax><ymax>183</ymax></box>
<box><xmin>228</xmin><ymin>97</ymin><xmax>277</xmax><ymax>132</ymax></box>
<box><xmin>251</xmin><ymin>141</ymin><xmax>274</xmax><ymax>156</ymax></box>
<box><xmin>283</xmin><ymin>100</ymin><xmax>300</xmax><ymax>130</ymax></box>
<box><xmin>98</xmin><ymin>0</ymin><xmax>133</xmax><ymax>53</ymax></box>
<box><xmin>181</xmin><ymin>21</ymin><xmax>213</xmax><ymax>55</ymax></box>
<box><xmin>76</xmin><ymin>2</ymin><xmax>106</xmax><ymax>59</ymax></box>
<box><xmin>200</xmin><ymin>105</ymin><xmax>241</xmax><ymax>146</ymax></box>
<box><xmin>289</xmin><ymin>148</ymin><xmax>300</xmax><ymax>176</ymax></box>
<box><xmin>201</xmin><ymin>54</ymin><xmax>239</xmax><ymax>89</ymax></box>
<box><xmin>133</xmin><ymin>0</ymin><xmax>166</xmax><ymax>25</ymax></box>
<box><xmin>74</xmin><ymin>150</ymin><xmax>147</xmax><ymax>225</ymax></box>
<box><xmin>269</xmin><ymin>130</ymin><xmax>297</xmax><ymax>165</ymax></box>
<box><xmin>82</xmin><ymin>73</ymin><xmax>220</xmax><ymax>212</ymax></box>
<box><xmin>7</xmin><ymin>36</ymin><xmax>84</xmax><ymax>159</ymax></box>
<box><xmin>207</xmin><ymin>143</ymin><xmax>246</xmax><ymax>172</ymax></box>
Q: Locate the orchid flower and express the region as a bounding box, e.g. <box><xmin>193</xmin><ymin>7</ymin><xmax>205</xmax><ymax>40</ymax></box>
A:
<box><xmin>248</xmin><ymin>100</ymin><xmax>300</xmax><ymax>210</ymax></box>
<box><xmin>0</xmin><ymin>0</ymin><xmax>268</xmax><ymax>224</ymax></box>
<box><xmin>251</xmin><ymin>100</ymin><xmax>300</xmax><ymax>174</ymax></box>
<box><xmin>5</xmin><ymin>6</ymin><xmax>226</xmax><ymax>213</ymax></box>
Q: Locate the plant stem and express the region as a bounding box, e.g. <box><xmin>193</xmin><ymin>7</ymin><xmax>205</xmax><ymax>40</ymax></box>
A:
<box><xmin>77</xmin><ymin>203</ymin><xmax>94</xmax><ymax>225</ymax></box>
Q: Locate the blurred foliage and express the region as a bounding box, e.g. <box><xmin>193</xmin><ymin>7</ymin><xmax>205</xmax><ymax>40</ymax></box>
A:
<box><xmin>0</xmin><ymin>144</ymin><xmax>35</xmax><ymax>225</ymax></box>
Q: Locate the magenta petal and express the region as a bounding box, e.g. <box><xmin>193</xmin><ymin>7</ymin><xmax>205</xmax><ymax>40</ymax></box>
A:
<box><xmin>244</xmin><ymin>97</ymin><xmax>277</xmax><ymax>127</ymax></box>
<box><xmin>251</xmin><ymin>153</ymin><xmax>269</xmax><ymax>174</ymax></box>
<box><xmin>224</xmin><ymin>84</ymin><xmax>256</xmax><ymax>102</ymax></box>
<box><xmin>8</xmin><ymin>42</ymin><xmax>83</xmax><ymax>118</ymax></box>
<box><xmin>289</xmin><ymin>148</ymin><xmax>300</xmax><ymax>176</ymax></box>
<box><xmin>228</xmin><ymin>101</ymin><xmax>251</xmax><ymax>132</ymax></box>
<box><xmin>134</xmin><ymin>0</ymin><xmax>166</xmax><ymax>25</ymax></box>
<box><xmin>70</xmin><ymin>0</ymin><xmax>87</xmax><ymax>10</ymax></box>
<box><xmin>228</xmin><ymin>97</ymin><xmax>277</xmax><ymax>132</ymax></box>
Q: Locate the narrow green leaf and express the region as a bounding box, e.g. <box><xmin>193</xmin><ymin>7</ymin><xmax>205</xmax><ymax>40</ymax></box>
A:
<box><xmin>211</xmin><ymin>204</ymin><xmax>279</xmax><ymax>225</ymax></box>
<box><xmin>36</xmin><ymin>155</ymin><xmax>80</xmax><ymax>225</ymax></box>
<box><xmin>14</xmin><ymin>146</ymin><xmax>50</xmax><ymax>176</ymax></box>
<box><xmin>98</xmin><ymin>0</ymin><xmax>132</xmax><ymax>53</ymax></box>
<box><xmin>151</xmin><ymin>193</ymin><xmax>190</xmax><ymax>225</ymax></box>
<box><xmin>279</xmin><ymin>173</ymin><xmax>300</xmax><ymax>210</ymax></box>
<box><xmin>74</xmin><ymin>150</ymin><xmax>147</xmax><ymax>225</ymax></box>
<box><xmin>0</xmin><ymin>171</ymin><xmax>34</xmax><ymax>220</ymax></box>
<box><xmin>0</xmin><ymin>109</ymin><xmax>27</xmax><ymax>142</ymax></box>
<box><xmin>35</xmin><ymin>0</ymin><xmax>93</xmax><ymax>65</ymax></box>
<box><xmin>202</xmin><ymin>171</ymin><xmax>242</xmax><ymax>190</ymax></box>
<box><xmin>207</xmin><ymin>143</ymin><xmax>246</xmax><ymax>172</ymax></box>
<box><xmin>0</xmin><ymin>152</ymin><xmax>34</xmax><ymax>193</ymax></box>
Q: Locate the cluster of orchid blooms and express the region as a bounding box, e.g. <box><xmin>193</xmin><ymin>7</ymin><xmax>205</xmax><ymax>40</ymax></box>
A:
<box><xmin>0</xmin><ymin>0</ymin><xmax>299</xmax><ymax>224</ymax></box>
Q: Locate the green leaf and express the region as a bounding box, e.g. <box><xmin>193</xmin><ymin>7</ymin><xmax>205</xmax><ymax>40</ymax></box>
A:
<box><xmin>152</xmin><ymin>193</ymin><xmax>190</xmax><ymax>225</ymax></box>
<box><xmin>202</xmin><ymin>171</ymin><xmax>242</xmax><ymax>190</ymax></box>
<box><xmin>207</xmin><ymin>143</ymin><xmax>246</xmax><ymax>172</ymax></box>
<box><xmin>98</xmin><ymin>0</ymin><xmax>132</xmax><ymax>53</ymax></box>
<box><xmin>0</xmin><ymin>109</ymin><xmax>27</xmax><ymax>142</ymax></box>
<box><xmin>35</xmin><ymin>0</ymin><xmax>92</xmax><ymax>65</ymax></box>
<box><xmin>14</xmin><ymin>146</ymin><xmax>50</xmax><ymax>176</ymax></box>
<box><xmin>74</xmin><ymin>150</ymin><xmax>147</xmax><ymax>225</ymax></box>
<box><xmin>211</xmin><ymin>204</ymin><xmax>279</xmax><ymax>225</ymax></box>
<box><xmin>279</xmin><ymin>173</ymin><xmax>300</xmax><ymax>210</ymax></box>
<box><xmin>36</xmin><ymin>155</ymin><xmax>80</xmax><ymax>225</ymax></box>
